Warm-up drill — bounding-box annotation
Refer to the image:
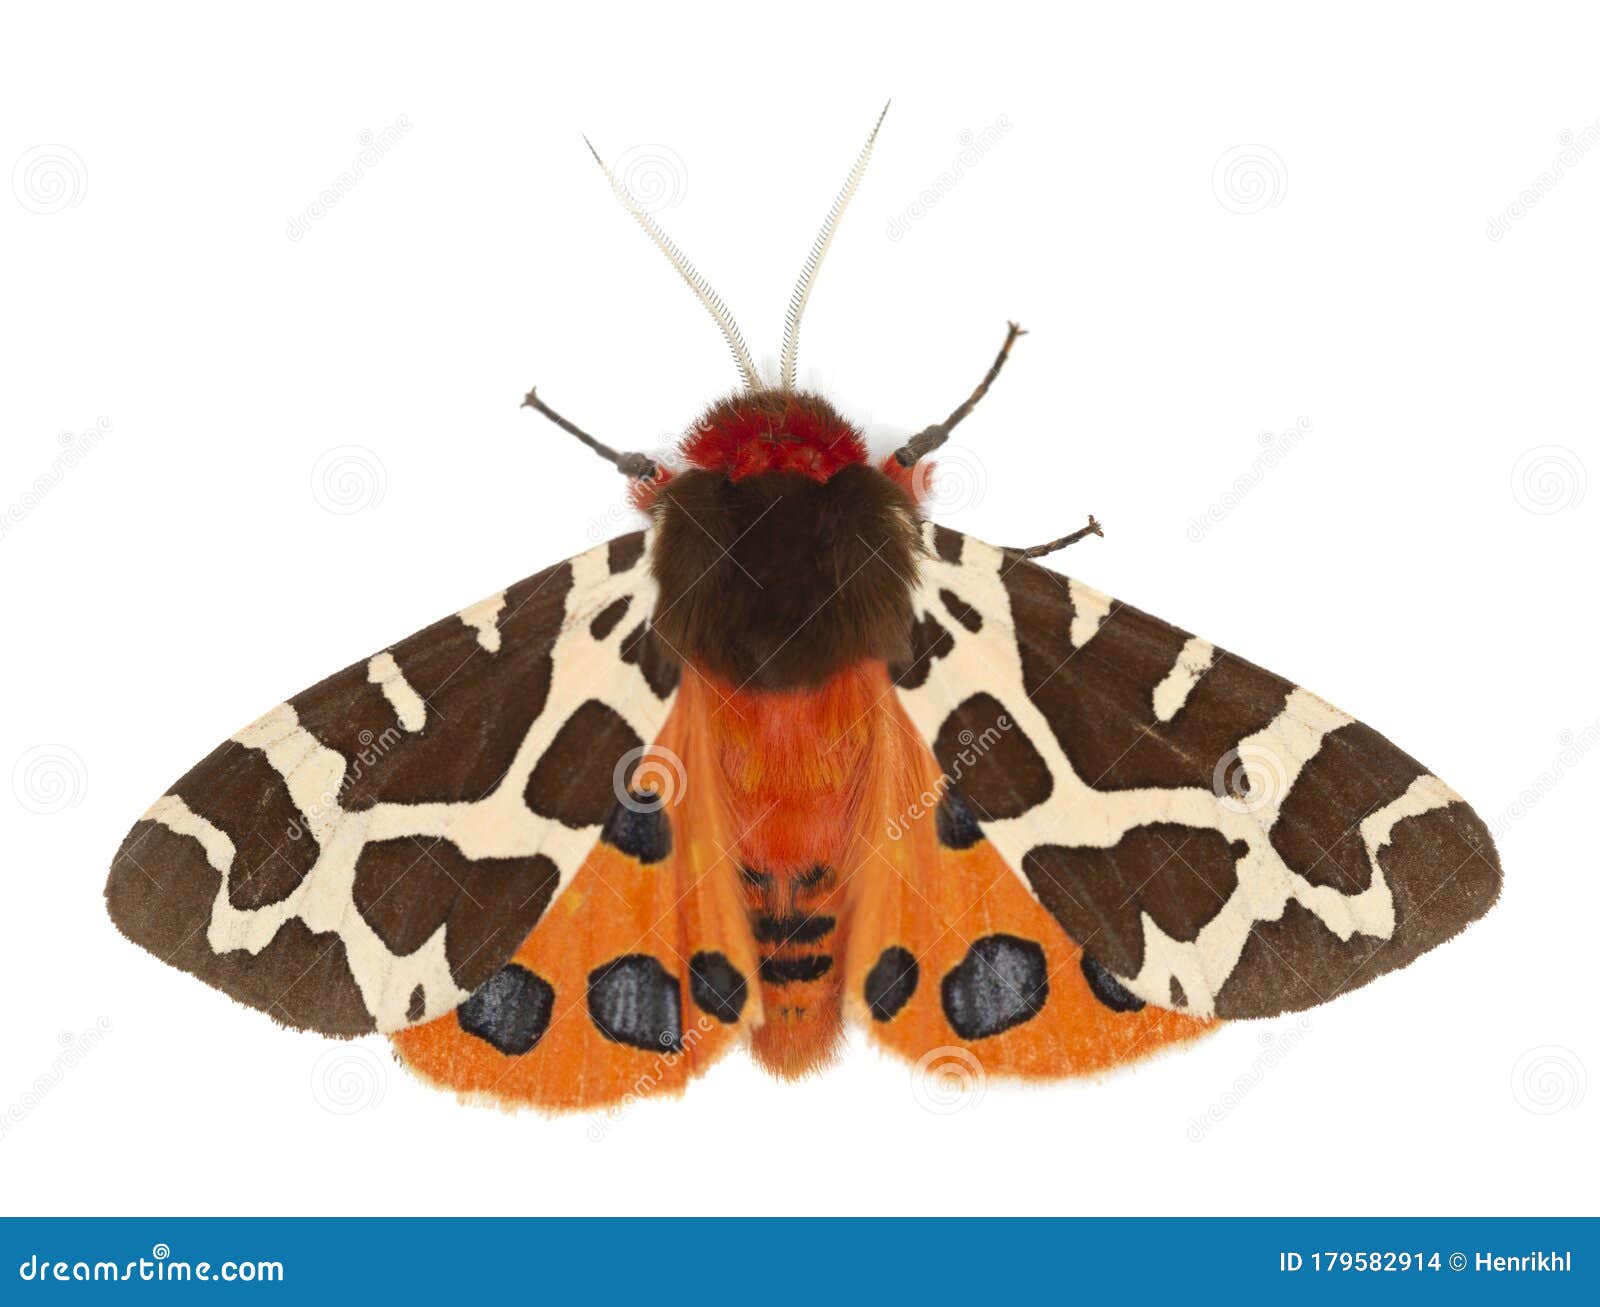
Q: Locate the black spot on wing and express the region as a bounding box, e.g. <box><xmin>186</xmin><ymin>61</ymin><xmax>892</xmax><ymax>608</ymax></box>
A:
<box><xmin>864</xmin><ymin>947</ymin><xmax>919</xmax><ymax>1021</ymax></box>
<box><xmin>689</xmin><ymin>952</ymin><xmax>747</xmax><ymax>1024</ymax></box>
<box><xmin>1000</xmin><ymin>557</ymin><xmax>1295</xmax><ymax>793</ymax></box>
<box><xmin>940</xmin><ymin>934</ymin><xmax>1048</xmax><ymax>1039</ymax></box>
<box><xmin>933</xmin><ymin>694</ymin><xmax>1053</xmax><ymax>821</ymax></box>
<box><xmin>889</xmin><ymin>612</ymin><xmax>955</xmax><ymax>689</ymax></box>
<box><xmin>939</xmin><ymin>588</ymin><xmax>983</xmax><ymax>633</ymax></box>
<box><xmin>457</xmin><ymin>964</ymin><xmax>555</xmax><ymax>1055</ymax></box>
<box><xmin>105</xmin><ymin>820</ymin><xmax>375</xmax><ymax>1036</ymax></box>
<box><xmin>293</xmin><ymin>562</ymin><xmax>572</xmax><ymax>809</ymax></box>
<box><xmin>1213</xmin><ymin>802</ymin><xmax>1501</xmax><ymax>1019</ymax></box>
<box><xmin>600</xmin><ymin>793</ymin><xmax>673</xmax><ymax>864</ymax></box>
<box><xmin>589</xmin><ymin>597</ymin><xmax>631</xmax><ymax>641</ymax></box>
<box><xmin>351</xmin><ymin>838</ymin><xmax>559</xmax><ymax>992</ymax></box>
<box><xmin>931</xmin><ymin>524</ymin><xmax>964</xmax><ymax>564</ymax></box>
<box><xmin>620</xmin><ymin>622</ymin><xmax>682</xmax><ymax>698</ymax></box>
<box><xmin>524</xmin><ymin>700</ymin><xmax>642</xmax><ymax>828</ymax></box>
<box><xmin>1080</xmin><ymin>954</ymin><xmax>1145</xmax><ymax>1012</ymax></box>
<box><xmin>1021</xmin><ymin>825</ymin><xmax>1247</xmax><ymax>981</ymax></box>
<box><xmin>588</xmin><ymin>954</ymin><xmax>682</xmax><ymax>1052</ymax></box>
<box><xmin>171</xmin><ymin>744</ymin><xmax>318</xmax><ymax>911</ymax></box>
<box><xmin>608</xmin><ymin>532</ymin><xmax>646</xmax><ymax>574</ymax></box>
<box><xmin>1272</xmin><ymin>721</ymin><xmax>1422</xmax><ymax>894</ymax></box>
<box><xmin>936</xmin><ymin>784</ymin><xmax>985</xmax><ymax>849</ymax></box>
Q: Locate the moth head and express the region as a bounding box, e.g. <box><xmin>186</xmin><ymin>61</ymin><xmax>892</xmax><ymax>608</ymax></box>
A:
<box><xmin>522</xmin><ymin>107</ymin><xmax>891</xmax><ymax>491</ymax></box>
<box><xmin>680</xmin><ymin>390</ymin><xmax>867</xmax><ymax>484</ymax></box>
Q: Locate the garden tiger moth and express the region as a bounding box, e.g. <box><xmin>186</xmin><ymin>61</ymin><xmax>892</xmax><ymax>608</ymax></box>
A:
<box><xmin>105</xmin><ymin>105</ymin><xmax>1500</xmax><ymax>1111</ymax></box>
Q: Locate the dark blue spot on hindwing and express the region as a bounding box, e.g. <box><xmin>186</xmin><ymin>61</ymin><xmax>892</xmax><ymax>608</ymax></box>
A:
<box><xmin>588</xmin><ymin>954</ymin><xmax>683</xmax><ymax>1052</ymax></box>
<box><xmin>940</xmin><ymin>934</ymin><xmax>1048</xmax><ymax>1039</ymax></box>
<box><xmin>600</xmin><ymin>792</ymin><xmax>673</xmax><ymax>863</ymax></box>
<box><xmin>1080</xmin><ymin>953</ymin><xmax>1146</xmax><ymax>1012</ymax></box>
<box><xmin>864</xmin><ymin>946</ymin><xmax>919</xmax><ymax>1021</ymax></box>
<box><xmin>936</xmin><ymin>784</ymin><xmax>985</xmax><ymax>849</ymax></box>
<box><xmin>688</xmin><ymin>951</ymin><xmax>747</xmax><ymax>1024</ymax></box>
<box><xmin>456</xmin><ymin>964</ymin><xmax>555</xmax><ymax>1055</ymax></box>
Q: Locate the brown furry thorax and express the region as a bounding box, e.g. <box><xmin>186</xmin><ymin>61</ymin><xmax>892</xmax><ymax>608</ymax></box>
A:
<box><xmin>649</xmin><ymin>447</ymin><xmax>919</xmax><ymax>691</ymax></box>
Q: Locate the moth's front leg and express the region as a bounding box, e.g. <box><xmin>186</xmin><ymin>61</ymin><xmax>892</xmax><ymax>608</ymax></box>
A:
<box><xmin>1006</xmin><ymin>515</ymin><xmax>1104</xmax><ymax>559</ymax></box>
<box><xmin>893</xmin><ymin>320</ymin><xmax>1027</xmax><ymax>467</ymax></box>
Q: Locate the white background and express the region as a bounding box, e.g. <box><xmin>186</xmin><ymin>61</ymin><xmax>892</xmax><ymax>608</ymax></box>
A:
<box><xmin>2</xmin><ymin>2</ymin><xmax>1595</xmax><ymax>1216</ymax></box>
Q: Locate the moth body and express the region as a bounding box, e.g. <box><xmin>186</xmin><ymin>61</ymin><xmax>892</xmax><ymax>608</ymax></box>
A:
<box><xmin>103</xmin><ymin>113</ymin><xmax>1501</xmax><ymax>1112</ymax></box>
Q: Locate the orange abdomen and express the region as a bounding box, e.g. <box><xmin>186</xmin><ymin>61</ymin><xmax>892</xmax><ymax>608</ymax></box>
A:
<box><xmin>704</xmin><ymin>665</ymin><xmax>882</xmax><ymax>1077</ymax></box>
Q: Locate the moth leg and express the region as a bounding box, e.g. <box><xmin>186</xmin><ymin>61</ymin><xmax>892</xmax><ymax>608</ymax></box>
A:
<box><xmin>1006</xmin><ymin>514</ymin><xmax>1103</xmax><ymax>559</ymax></box>
<box><xmin>892</xmin><ymin>321</ymin><xmax>1026</xmax><ymax>466</ymax></box>
<box><xmin>522</xmin><ymin>386</ymin><xmax>659</xmax><ymax>480</ymax></box>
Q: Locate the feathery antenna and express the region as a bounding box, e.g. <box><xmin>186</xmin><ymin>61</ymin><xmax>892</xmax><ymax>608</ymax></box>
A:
<box><xmin>778</xmin><ymin>102</ymin><xmax>890</xmax><ymax>392</ymax></box>
<box><xmin>584</xmin><ymin>137</ymin><xmax>760</xmax><ymax>390</ymax></box>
